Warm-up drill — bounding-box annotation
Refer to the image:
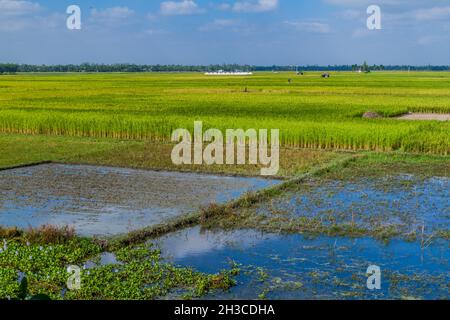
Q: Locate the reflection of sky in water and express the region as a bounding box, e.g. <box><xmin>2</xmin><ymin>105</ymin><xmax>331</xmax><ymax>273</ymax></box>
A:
<box><xmin>257</xmin><ymin>176</ymin><xmax>449</xmax><ymax>232</ymax></box>
<box><xmin>0</xmin><ymin>164</ymin><xmax>280</xmax><ymax>236</ymax></box>
<box><xmin>155</xmin><ymin>227</ymin><xmax>450</xmax><ymax>300</ymax></box>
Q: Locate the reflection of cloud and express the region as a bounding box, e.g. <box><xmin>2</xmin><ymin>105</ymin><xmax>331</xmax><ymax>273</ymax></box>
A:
<box><xmin>160</xmin><ymin>0</ymin><xmax>205</xmax><ymax>16</ymax></box>
<box><xmin>157</xmin><ymin>228</ymin><xmax>270</xmax><ymax>260</ymax></box>
<box><xmin>284</xmin><ymin>21</ymin><xmax>331</xmax><ymax>34</ymax></box>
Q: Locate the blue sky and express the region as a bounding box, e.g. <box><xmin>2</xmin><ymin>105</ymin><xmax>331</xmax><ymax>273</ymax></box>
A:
<box><xmin>1</xmin><ymin>0</ymin><xmax>450</xmax><ymax>65</ymax></box>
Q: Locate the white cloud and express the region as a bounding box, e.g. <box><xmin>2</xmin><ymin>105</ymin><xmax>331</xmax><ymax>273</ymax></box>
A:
<box><xmin>284</xmin><ymin>21</ymin><xmax>332</xmax><ymax>34</ymax></box>
<box><xmin>336</xmin><ymin>9</ymin><xmax>363</xmax><ymax>20</ymax></box>
<box><xmin>0</xmin><ymin>18</ymin><xmax>29</xmax><ymax>31</ymax></box>
<box><xmin>142</xmin><ymin>28</ymin><xmax>167</xmax><ymax>36</ymax></box>
<box><xmin>160</xmin><ymin>0</ymin><xmax>205</xmax><ymax>16</ymax></box>
<box><xmin>381</xmin><ymin>5</ymin><xmax>450</xmax><ymax>26</ymax></box>
<box><xmin>324</xmin><ymin>0</ymin><xmax>409</xmax><ymax>6</ymax></box>
<box><xmin>90</xmin><ymin>7</ymin><xmax>135</xmax><ymax>21</ymax></box>
<box><xmin>351</xmin><ymin>27</ymin><xmax>377</xmax><ymax>38</ymax></box>
<box><xmin>233</xmin><ymin>0</ymin><xmax>278</xmax><ymax>13</ymax></box>
<box><xmin>147</xmin><ymin>13</ymin><xmax>159</xmax><ymax>21</ymax></box>
<box><xmin>88</xmin><ymin>7</ymin><xmax>135</xmax><ymax>28</ymax></box>
<box><xmin>199</xmin><ymin>19</ymin><xmax>240</xmax><ymax>31</ymax></box>
<box><xmin>210</xmin><ymin>19</ymin><xmax>237</xmax><ymax>27</ymax></box>
<box><xmin>216</xmin><ymin>3</ymin><xmax>232</xmax><ymax>11</ymax></box>
<box><xmin>417</xmin><ymin>35</ymin><xmax>449</xmax><ymax>45</ymax></box>
<box><xmin>0</xmin><ymin>0</ymin><xmax>40</xmax><ymax>16</ymax></box>
<box><xmin>0</xmin><ymin>12</ymin><xmax>63</xmax><ymax>32</ymax></box>
<box><xmin>413</xmin><ymin>6</ymin><xmax>450</xmax><ymax>21</ymax></box>
<box><xmin>0</xmin><ymin>0</ymin><xmax>47</xmax><ymax>32</ymax></box>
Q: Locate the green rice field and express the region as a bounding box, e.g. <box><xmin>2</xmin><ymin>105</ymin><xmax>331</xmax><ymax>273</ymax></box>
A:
<box><xmin>0</xmin><ymin>71</ymin><xmax>449</xmax><ymax>301</ymax></box>
<box><xmin>0</xmin><ymin>72</ymin><xmax>448</xmax><ymax>154</ymax></box>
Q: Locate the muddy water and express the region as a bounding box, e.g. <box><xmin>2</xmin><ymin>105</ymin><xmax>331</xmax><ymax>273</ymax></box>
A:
<box><xmin>154</xmin><ymin>227</ymin><xmax>449</xmax><ymax>300</ymax></box>
<box><xmin>0</xmin><ymin>164</ymin><xmax>280</xmax><ymax>236</ymax></box>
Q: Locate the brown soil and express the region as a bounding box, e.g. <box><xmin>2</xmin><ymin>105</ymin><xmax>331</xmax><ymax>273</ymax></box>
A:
<box><xmin>395</xmin><ymin>113</ymin><xmax>450</xmax><ymax>121</ymax></box>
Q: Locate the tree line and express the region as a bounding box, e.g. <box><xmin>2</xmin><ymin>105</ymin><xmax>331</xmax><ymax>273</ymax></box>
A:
<box><xmin>0</xmin><ymin>64</ymin><xmax>19</xmax><ymax>74</ymax></box>
<box><xmin>1</xmin><ymin>63</ymin><xmax>449</xmax><ymax>74</ymax></box>
<box><xmin>5</xmin><ymin>63</ymin><xmax>253</xmax><ymax>73</ymax></box>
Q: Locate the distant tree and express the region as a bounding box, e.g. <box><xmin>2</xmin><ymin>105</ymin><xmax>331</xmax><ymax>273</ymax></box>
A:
<box><xmin>362</xmin><ymin>61</ymin><xmax>369</xmax><ymax>72</ymax></box>
<box><xmin>0</xmin><ymin>63</ymin><xmax>19</xmax><ymax>74</ymax></box>
<box><xmin>0</xmin><ymin>63</ymin><xmax>448</xmax><ymax>73</ymax></box>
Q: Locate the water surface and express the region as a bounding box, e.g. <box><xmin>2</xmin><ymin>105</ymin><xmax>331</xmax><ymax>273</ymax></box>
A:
<box><xmin>257</xmin><ymin>175</ymin><xmax>449</xmax><ymax>233</ymax></box>
<box><xmin>155</xmin><ymin>227</ymin><xmax>449</xmax><ymax>300</ymax></box>
<box><xmin>0</xmin><ymin>164</ymin><xmax>279</xmax><ymax>236</ymax></box>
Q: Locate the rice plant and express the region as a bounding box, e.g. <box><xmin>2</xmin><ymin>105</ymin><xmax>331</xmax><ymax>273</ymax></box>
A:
<box><xmin>0</xmin><ymin>72</ymin><xmax>448</xmax><ymax>154</ymax></box>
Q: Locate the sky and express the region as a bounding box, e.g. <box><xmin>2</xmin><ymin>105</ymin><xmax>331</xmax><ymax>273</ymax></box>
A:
<box><xmin>1</xmin><ymin>0</ymin><xmax>450</xmax><ymax>65</ymax></box>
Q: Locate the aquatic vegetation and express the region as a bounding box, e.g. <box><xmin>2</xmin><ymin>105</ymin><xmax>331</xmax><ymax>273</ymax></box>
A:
<box><xmin>0</xmin><ymin>238</ymin><xmax>239</xmax><ymax>300</ymax></box>
<box><xmin>11</xmin><ymin>276</ymin><xmax>51</xmax><ymax>300</ymax></box>
<box><xmin>0</xmin><ymin>238</ymin><xmax>101</xmax><ymax>299</ymax></box>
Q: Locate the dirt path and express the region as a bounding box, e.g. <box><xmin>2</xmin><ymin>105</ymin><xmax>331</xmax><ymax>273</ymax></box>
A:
<box><xmin>396</xmin><ymin>113</ymin><xmax>450</xmax><ymax>121</ymax></box>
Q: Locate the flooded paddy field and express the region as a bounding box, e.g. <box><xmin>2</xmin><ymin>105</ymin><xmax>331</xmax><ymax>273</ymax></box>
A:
<box><xmin>0</xmin><ymin>160</ymin><xmax>448</xmax><ymax>300</ymax></box>
<box><xmin>145</xmin><ymin>173</ymin><xmax>448</xmax><ymax>299</ymax></box>
<box><xmin>0</xmin><ymin>164</ymin><xmax>279</xmax><ymax>236</ymax></box>
<box><xmin>194</xmin><ymin>174</ymin><xmax>450</xmax><ymax>242</ymax></box>
<box><xmin>153</xmin><ymin>226</ymin><xmax>449</xmax><ymax>300</ymax></box>
<box><xmin>255</xmin><ymin>175</ymin><xmax>449</xmax><ymax>235</ymax></box>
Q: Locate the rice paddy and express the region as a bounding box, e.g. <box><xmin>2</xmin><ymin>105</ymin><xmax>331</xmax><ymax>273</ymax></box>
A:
<box><xmin>0</xmin><ymin>72</ymin><xmax>448</xmax><ymax>154</ymax></box>
<box><xmin>0</xmin><ymin>71</ymin><xmax>449</xmax><ymax>301</ymax></box>
<box><xmin>0</xmin><ymin>163</ymin><xmax>280</xmax><ymax>236</ymax></box>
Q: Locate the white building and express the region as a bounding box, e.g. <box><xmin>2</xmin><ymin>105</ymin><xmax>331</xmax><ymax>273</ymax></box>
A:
<box><xmin>205</xmin><ymin>70</ymin><xmax>253</xmax><ymax>76</ymax></box>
